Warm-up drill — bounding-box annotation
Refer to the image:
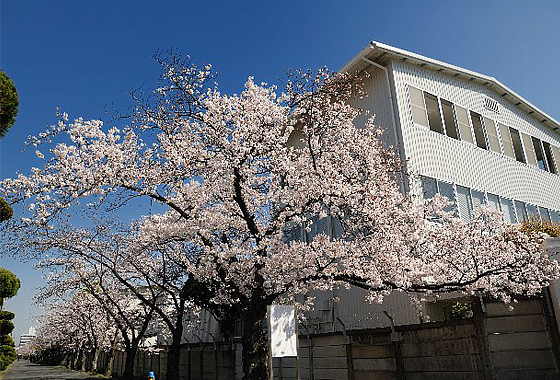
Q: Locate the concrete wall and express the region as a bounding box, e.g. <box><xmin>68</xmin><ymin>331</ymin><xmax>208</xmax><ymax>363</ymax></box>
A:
<box><xmin>485</xmin><ymin>298</ymin><xmax>559</xmax><ymax>380</ymax></box>
<box><xmin>65</xmin><ymin>297</ymin><xmax>560</xmax><ymax>380</ymax></box>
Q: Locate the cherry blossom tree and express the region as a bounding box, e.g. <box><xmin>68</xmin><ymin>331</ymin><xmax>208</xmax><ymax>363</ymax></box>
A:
<box><xmin>1</xmin><ymin>54</ymin><xmax>559</xmax><ymax>380</ymax></box>
<box><xmin>36</xmin><ymin>254</ymin><xmax>156</xmax><ymax>380</ymax></box>
<box><xmin>34</xmin><ymin>292</ymin><xmax>116</xmax><ymax>372</ymax></box>
<box><xmin>34</xmin><ymin>222</ymin><xmax>198</xmax><ymax>380</ymax></box>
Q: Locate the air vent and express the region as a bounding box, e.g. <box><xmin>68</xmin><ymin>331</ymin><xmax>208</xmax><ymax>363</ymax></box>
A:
<box><xmin>484</xmin><ymin>97</ymin><xmax>500</xmax><ymax>114</ymax></box>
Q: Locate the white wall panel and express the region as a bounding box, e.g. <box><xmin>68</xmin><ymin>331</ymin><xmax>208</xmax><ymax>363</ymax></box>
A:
<box><xmin>391</xmin><ymin>60</ymin><xmax>560</xmax><ymax>211</ymax></box>
<box><xmin>335</xmin><ymin>287</ymin><xmax>420</xmax><ymax>329</ymax></box>
<box><xmin>350</xmin><ymin>66</ymin><xmax>395</xmax><ymax>148</ymax></box>
<box><xmin>303</xmin><ymin>287</ymin><xmax>420</xmax><ymax>333</ymax></box>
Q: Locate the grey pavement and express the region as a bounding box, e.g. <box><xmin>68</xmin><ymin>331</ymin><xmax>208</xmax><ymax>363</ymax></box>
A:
<box><xmin>2</xmin><ymin>360</ymin><xmax>107</xmax><ymax>379</ymax></box>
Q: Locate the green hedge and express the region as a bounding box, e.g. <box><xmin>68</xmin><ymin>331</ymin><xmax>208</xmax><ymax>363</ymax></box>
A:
<box><xmin>0</xmin><ymin>71</ymin><xmax>19</xmax><ymax>138</ymax></box>
<box><xmin>0</xmin><ymin>311</ymin><xmax>15</xmax><ymax>321</ymax></box>
<box><xmin>0</xmin><ymin>320</ymin><xmax>14</xmax><ymax>336</ymax></box>
<box><xmin>0</xmin><ymin>335</ymin><xmax>14</xmax><ymax>347</ymax></box>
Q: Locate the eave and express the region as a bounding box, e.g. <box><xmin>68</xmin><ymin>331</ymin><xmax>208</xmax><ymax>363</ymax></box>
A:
<box><xmin>341</xmin><ymin>41</ymin><xmax>560</xmax><ymax>132</ymax></box>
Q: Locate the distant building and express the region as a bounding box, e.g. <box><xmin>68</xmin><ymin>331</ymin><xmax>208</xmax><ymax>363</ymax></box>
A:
<box><xmin>18</xmin><ymin>327</ymin><xmax>36</xmax><ymax>348</ymax></box>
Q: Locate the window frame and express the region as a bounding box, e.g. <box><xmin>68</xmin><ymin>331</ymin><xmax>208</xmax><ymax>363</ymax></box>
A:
<box><xmin>542</xmin><ymin>141</ymin><xmax>558</xmax><ymax>174</ymax></box>
<box><xmin>514</xmin><ymin>200</ymin><xmax>528</xmax><ymax>223</ymax></box>
<box><xmin>407</xmin><ymin>85</ymin><xmax>429</xmax><ymax>128</ymax></box>
<box><xmin>469</xmin><ymin>111</ymin><xmax>489</xmax><ymax>150</ymax></box>
<box><xmin>440</xmin><ymin>99</ymin><xmax>460</xmax><ymax>140</ymax></box>
<box><xmin>531</xmin><ymin>136</ymin><xmax>549</xmax><ymax>172</ymax></box>
<box><xmin>419</xmin><ymin>175</ymin><xmax>560</xmax><ymax>225</ymax></box>
<box><xmin>423</xmin><ymin>91</ymin><xmax>445</xmax><ymax>134</ymax></box>
<box><xmin>456</xmin><ymin>185</ymin><xmax>473</xmax><ymax>221</ymax></box>
<box><xmin>482</xmin><ymin>117</ymin><xmax>502</xmax><ymax>154</ymax></box>
<box><xmin>509</xmin><ymin>127</ymin><xmax>527</xmax><ymax>164</ymax></box>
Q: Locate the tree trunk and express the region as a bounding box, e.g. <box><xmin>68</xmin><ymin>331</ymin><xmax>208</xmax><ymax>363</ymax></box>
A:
<box><xmin>241</xmin><ymin>306</ymin><xmax>269</xmax><ymax>380</ymax></box>
<box><xmin>123</xmin><ymin>344</ymin><xmax>139</xmax><ymax>380</ymax></box>
<box><xmin>104</xmin><ymin>348</ymin><xmax>115</xmax><ymax>377</ymax></box>
<box><xmin>80</xmin><ymin>350</ymin><xmax>86</xmax><ymax>372</ymax></box>
<box><xmin>61</xmin><ymin>351</ymin><xmax>69</xmax><ymax>367</ymax></box>
<box><xmin>165</xmin><ymin>315</ymin><xmax>185</xmax><ymax>380</ymax></box>
<box><xmin>104</xmin><ymin>336</ymin><xmax>118</xmax><ymax>377</ymax></box>
<box><xmin>91</xmin><ymin>347</ymin><xmax>100</xmax><ymax>373</ymax></box>
<box><xmin>71</xmin><ymin>349</ymin><xmax>78</xmax><ymax>369</ymax></box>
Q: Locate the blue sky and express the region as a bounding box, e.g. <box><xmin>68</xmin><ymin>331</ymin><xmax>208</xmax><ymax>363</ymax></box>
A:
<box><xmin>1</xmin><ymin>0</ymin><xmax>560</xmax><ymax>342</ymax></box>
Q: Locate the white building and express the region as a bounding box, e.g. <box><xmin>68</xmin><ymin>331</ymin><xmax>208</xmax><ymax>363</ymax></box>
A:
<box><xmin>300</xmin><ymin>41</ymin><xmax>560</xmax><ymax>333</ymax></box>
<box><xmin>18</xmin><ymin>327</ymin><xmax>36</xmax><ymax>348</ymax></box>
<box><xmin>345</xmin><ymin>41</ymin><xmax>560</xmax><ymax>221</ymax></box>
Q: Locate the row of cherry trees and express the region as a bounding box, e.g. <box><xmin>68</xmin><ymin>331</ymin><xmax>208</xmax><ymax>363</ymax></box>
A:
<box><xmin>30</xmin><ymin>224</ymin><xmax>196</xmax><ymax>380</ymax></box>
<box><xmin>30</xmin><ymin>256</ymin><xmax>161</xmax><ymax>378</ymax></box>
<box><xmin>3</xmin><ymin>53</ymin><xmax>560</xmax><ymax>380</ymax></box>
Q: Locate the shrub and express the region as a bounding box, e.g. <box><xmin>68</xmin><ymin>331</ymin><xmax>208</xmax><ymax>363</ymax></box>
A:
<box><xmin>0</xmin><ymin>267</ymin><xmax>20</xmax><ymax>307</ymax></box>
<box><xmin>520</xmin><ymin>218</ymin><xmax>560</xmax><ymax>238</ymax></box>
<box><xmin>0</xmin><ymin>311</ymin><xmax>15</xmax><ymax>321</ymax></box>
<box><xmin>0</xmin><ymin>320</ymin><xmax>14</xmax><ymax>336</ymax></box>
<box><xmin>0</xmin><ymin>351</ymin><xmax>16</xmax><ymax>370</ymax></box>
<box><xmin>0</xmin><ymin>198</ymin><xmax>13</xmax><ymax>222</ymax></box>
<box><xmin>0</xmin><ymin>335</ymin><xmax>14</xmax><ymax>347</ymax></box>
<box><xmin>0</xmin><ymin>71</ymin><xmax>19</xmax><ymax>138</ymax></box>
<box><xmin>0</xmin><ymin>345</ymin><xmax>16</xmax><ymax>358</ymax></box>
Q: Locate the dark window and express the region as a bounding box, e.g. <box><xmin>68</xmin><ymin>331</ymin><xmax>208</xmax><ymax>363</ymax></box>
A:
<box><xmin>487</xmin><ymin>193</ymin><xmax>501</xmax><ymax>211</ymax></box>
<box><xmin>509</xmin><ymin>128</ymin><xmax>526</xmax><ymax>163</ymax></box>
<box><xmin>456</xmin><ymin>185</ymin><xmax>472</xmax><ymax>221</ymax></box>
<box><xmin>539</xmin><ymin>207</ymin><xmax>551</xmax><ymax>222</ymax></box>
<box><xmin>441</xmin><ymin>100</ymin><xmax>459</xmax><ymax>140</ymax></box>
<box><xmin>332</xmin><ymin>217</ymin><xmax>344</xmax><ymax>238</ymax></box>
<box><xmin>551</xmin><ymin>210</ymin><xmax>560</xmax><ymax>224</ymax></box>
<box><xmin>532</xmin><ymin>137</ymin><xmax>548</xmax><ymax>171</ymax></box>
<box><xmin>526</xmin><ymin>204</ymin><xmax>538</xmax><ymax>219</ymax></box>
<box><xmin>306</xmin><ymin>216</ymin><xmax>332</xmax><ymax>243</ymax></box>
<box><xmin>421</xmin><ymin>176</ymin><xmax>437</xmax><ymax>200</ymax></box>
<box><xmin>522</xmin><ymin>133</ymin><xmax>537</xmax><ymax>166</ymax></box>
<box><xmin>551</xmin><ymin>145</ymin><xmax>560</xmax><ymax>176</ymax></box>
<box><xmin>500</xmin><ymin>197</ymin><xmax>517</xmax><ymax>224</ymax></box>
<box><xmin>424</xmin><ymin>93</ymin><xmax>444</xmax><ymax>134</ymax></box>
<box><xmin>470</xmin><ymin>111</ymin><xmax>487</xmax><ymax>149</ymax></box>
<box><xmin>514</xmin><ymin>201</ymin><xmax>528</xmax><ymax>223</ymax></box>
<box><xmin>437</xmin><ymin>180</ymin><xmax>457</xmax><ymax>215</ymax></box>
<box><xmin>542</xmin><ymin>141</ymin><xmax>558</xmax><ymax>174</ymax></box>
<box><xmin>471</xmin><ymin>190</ymin><xmax>485</xmax><ymax>209</ymax></box>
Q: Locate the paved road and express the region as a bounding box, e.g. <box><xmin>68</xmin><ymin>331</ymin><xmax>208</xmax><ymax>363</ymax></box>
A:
<box><xmin>2</xmin><ymin>360</ymin><xmax>105</xmax><ymax>379</ymax></box>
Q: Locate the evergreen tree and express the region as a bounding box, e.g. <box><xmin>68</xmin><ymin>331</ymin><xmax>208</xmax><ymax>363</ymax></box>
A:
<box><xmin>0</xmin><ymin>70</ymin><xmax>18</xmax><ymax>221</ymax></box>
<box><xmin>0</xmin><ymin>268</ymin><xmax>19</xmax><ymax>370</ymax></box>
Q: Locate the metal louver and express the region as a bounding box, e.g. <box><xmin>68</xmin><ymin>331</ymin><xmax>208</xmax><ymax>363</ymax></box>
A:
<box><xmin>484</xmin><ymin>97</ymin><xmax>500</xmax><ymax>113</ymax></box>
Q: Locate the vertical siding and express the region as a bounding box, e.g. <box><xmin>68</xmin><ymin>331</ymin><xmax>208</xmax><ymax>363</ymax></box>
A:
<box><xmin>349</xmin><ymin>65</ymin><xmax>396</xmax><ymax>148</ymax></box>
<box><xmin>180</xmin><ymin>310</ymin><xmax>221</xmax><ymax>344</ymax></box>
<box><xmin>336</xmin><ymin>288</ymin><xmax>421</xmax><ymax>330</ymax></box>
<box><xmin>391</xmin><ymin>59</ymin><xmax>560</xmax><ymax>210</ymax></box>
<box><xmin>304</xmin><ymin>287</ymin><xmax>421</xmax><ymax>333</ymax></box>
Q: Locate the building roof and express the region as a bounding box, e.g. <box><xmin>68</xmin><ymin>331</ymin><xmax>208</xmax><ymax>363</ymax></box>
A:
<box><xmin>341</xmin><ymin>41</ymin><xmax>560</xmax><ymax>132</ymax></box>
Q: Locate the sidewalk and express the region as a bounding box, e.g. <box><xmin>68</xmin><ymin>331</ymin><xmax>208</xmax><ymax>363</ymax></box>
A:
<box><xmin>1</xmin><ymin>360</ymin><xmax>109</xmax><ymax>379</ymax></box>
